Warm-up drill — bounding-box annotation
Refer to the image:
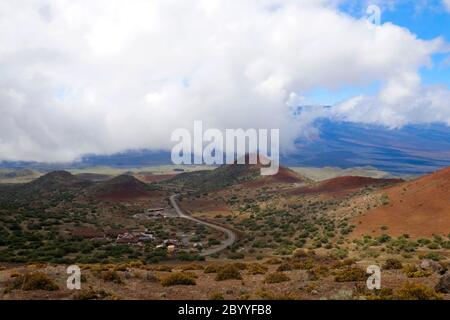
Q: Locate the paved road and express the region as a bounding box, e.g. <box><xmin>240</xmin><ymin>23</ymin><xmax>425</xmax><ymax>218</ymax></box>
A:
<box><xmin>169</xmin><ymin>195</ymin><xmax>237</xmax><ymax>256</ymax></box>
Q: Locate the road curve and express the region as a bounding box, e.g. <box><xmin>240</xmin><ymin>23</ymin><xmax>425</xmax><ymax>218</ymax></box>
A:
<box><xmin>169</xmin><ymin>195</ymin><xmax>237</xmax><ymax>256</ymax></box>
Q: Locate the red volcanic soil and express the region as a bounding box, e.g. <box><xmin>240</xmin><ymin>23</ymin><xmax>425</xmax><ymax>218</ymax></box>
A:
<box><xmin>242</xmin><ymin>166</ymin><xmax>304</xmax><ymax>188</ymax></box>
<box><xmin>93</xmin><ymin>175</ymin><xmax>164</xmax><ymax>201</ymax></box>
<box><xmin>134</xmin><ymin>173</ymin><xmax>176</xmax><ymax>183</ymax></box>
<box><xmin>288</xmin><ymin>176</ymin><xmax>402</xmax><ymax>196</ymax></box>
<box><xmin>71</xmin><ymin>227</ymin><xmax>105</xmax><ymax>239</ymax></box>
<box><xmin>352</xmin><ymin>167</ymin><xmax>450</xmax><ymax>238</ymax></box>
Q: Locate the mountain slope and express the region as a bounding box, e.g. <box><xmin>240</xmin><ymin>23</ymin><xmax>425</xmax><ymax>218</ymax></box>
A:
<box><xmin>288</xmin><ymin>176</ymin><xmax>403</xmax><ymax>196</ymax></box>
<box><xmin>351</xmin><ymin>167</ymin><xmax>450</xmax><ymax>238</ymax></box>
<box><xmin>166</xmin><ymin>164</ymin><xmax>259</xmax><ymax>192</ymax></box>
<box><xmin>89</xmin><ymin>174</ymin><xmax>157</xmax><ymax>200</ymax></box>
<box><xmin>166</xmin><ymin>161</ymin><xmax>305</xmax><ymax>192</ymax></box>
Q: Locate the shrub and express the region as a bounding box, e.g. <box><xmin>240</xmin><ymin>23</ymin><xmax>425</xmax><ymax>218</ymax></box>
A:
<box><xmin>307</xmin><ymin>265</ymin><xmax>329</xmax><ymax>280</ymax></box>
<box><xmin>376</xmin><ymin>234</ymin><xmax>391</xmax><ymax>243</ymax></box>
<box><xmin>394</xmin><ymin>283</ymin><xmax>442</xmax><ymax>300</ymax></box>
<box><xmin>366</xmin><ymin>288</ymin><xmax>395</xmax><ymax>300</ymax></box>
<box><xmin>427</xmin><ymin>242</ymin><xmax>440</xmax><ymax>250</ymax></box>
<box><xmin>264</xmin><ymin>258</ymin><xmax>282</xmax><ymax>265</ymax></box>
<box><xmin>181</xmin><ymin>263</ymin><xmax>204</xmax><ymax>271</ymax></box>
<box><xmin>232</xmin><ymin>262</ymin><xmax>248</xmax><ymax>270</ymax></box>
<box><xmin>403</xmin><ymin>265</ymin><xmax>432</xmax><ymax>278</ymax></box>
<box><xmin>146</xmin><ymin>272</ymin><xmax>159</xmax><ymax>282</ymax></box>
<box><xmin>383</xmin><ymin>258</ymin><xmax>403</xmax><ymax>270</ymax></box>
<box><xmin>264</xmin><ymin>272</ymin><xmax>290</xmax><ymax>284</ymax></box>
<box><xmin>73</xmin><ymin>289</ymin><xmax>115</xmax><ymax>300</ymax></box>
<box><xmin>293</xmin><ymin>258</ymin><xmax>314</xmax><ymax>270</ymax></box>
<box><xmin>334</xmin><ymin>267</ymin><xmax>367</xmax><ymax>282</ymax></box>
<box><xmin>256</xmin><ymin>289</ymin><xmax>298</xmax><ymax>300</ymax></box>
<box><xmin>204</xmin><ymin>265</ymin><xmax>220</xmax><ymax>274</ymax></box>
<box><xmin>161</xmin><ymin>272</ymin><xmax>196</xmax><ymax>286</ymax></box>
<box><xmin>276</xmin><ymin>262</ymin><xmax>294</xmax><ymax>272</ymax></box>
<box><xmin>152</xmin><ymin>265</ymin><xmax>172</xmax><ymax>272</ymax></box>
<box><xmin>331</xmin><ymin>248</ymin><xmax>349</xmax><ymax>260</ymax></box>
<box><xmin>332</xmin><ymin>259</ymin><xmax>356</xmax><ymax>269</ymax></box>
<box><xmin>215</xmin><ymin>265</ymin><xmax>242</xmax><ymax>281</ymax></box>
<box><xmin>178</xmin><ymin>252</ymin><xmax>204</xmax><ymax>261</ymax></box>
<box><xmin>101</xmin><ymin>270</ymin><xmax>122</xmax><ymax>284</ymax></box>
<box><xmin>419</xmin><ymin>253</ymin><xmax>442</xmax><ymax>261</ymax></box>
<box><xmin>330</xmin><ymin>289</ymin><xmax>354</xmax><ymax>300</ymax></box>
<box><xmin>114</xmin><ymin>264</ymin><xmax>128</xmax><ymax>271</ymax></box>
<box><xmin>209</xmin><ymin>292</ymin><xmax>225</xmax><ymax>300</ymax></box>
<box><xmin>292</xmin><ymin>248</ymin><xmax>308</xmax><ymax>258</ymax></box>
<box><xmin>5</xmin><ymin>273</ymin><xmax>59</xmax><ymax>292</ymax></box>
<box><xmin>247</xmin><ymin>263</ymin><xmax>268</xmax><ymax>275</ymax></box>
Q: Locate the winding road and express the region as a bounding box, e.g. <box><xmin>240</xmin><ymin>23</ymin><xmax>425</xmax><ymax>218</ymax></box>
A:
<box><xmin>169</xmin><ymin>195</ymin><xmax>237</xmax><ymax>256</ymax></box>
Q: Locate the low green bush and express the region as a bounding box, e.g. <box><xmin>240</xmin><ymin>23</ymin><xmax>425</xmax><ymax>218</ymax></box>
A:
<box><xmin>161</xmin><ymin>272</ymin><xmax>196</xmax><ymax>286</ymax></box>
<box><xmin>383</xmin><ymin>258</ymin><xmax>403</xmax><ymax>270</ymax></box>
<box><xmin>334</xmin><ymin>267</ymin><xmax>366</xmax><ymax>282</ymax></box>
<box><xmin>263</xmin><ymin>272</ymin><xmax>290</xmax><ymax>284</ymax></box>
<box><xmin>215</xmin><ymin>265</ymin><xmax>242</xmax><ymax>281</ymax></box>
<box><xmin>5</xmin><ymin>272</ymin><xmax>59</xmax><ymax>292</ymax></box>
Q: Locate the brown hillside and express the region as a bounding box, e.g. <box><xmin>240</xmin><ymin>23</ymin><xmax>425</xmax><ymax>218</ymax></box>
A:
<box><xmin>134</xmin><ymin>173</ymin><xmax>176</xmax><ymax>183</ymax></box>
<box><xmin>91</xmin><ymin>175</ymin><xmax>161</xmax><ymax>201</ymax></box>
<box><xmin>242</xmin><ymin>166</ymin><xmax>305</xmax><ymax>188</ymax></box>
<box><xmin>288</xmin><ymin>176</ymin><xmax>402</xmax><ymax>196</ymax></box>
<box><xmin>352</xmin><ymin>167</ymin><xmax>450</xmax><ymax>238</ymax></box>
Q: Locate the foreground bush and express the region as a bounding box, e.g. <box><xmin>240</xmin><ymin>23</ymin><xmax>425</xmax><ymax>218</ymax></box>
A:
<box><xmin>204</xmin><ymin>264</ymin><xmax>220</xmax><ymax>274</ymax></box>
<box><xmin>101</xmin><ymin>270</ymin><xmax>123</xmax><ymax>284</ymax></box>
<box><xmin>307</xmin><ymin>265</ymin><xmax>329</xmax><ymax>280</ymax></box>
<box><xmin>264</xmin><ymin>258</ymin><xmax>282</xmax><ymax>265</ymax></box>
<box><xmin>215</xmin><ymin>265</ymin><xmax>242</xmax><ymax>281</ymax></box>
<box><xmin>152</xmin><ymin>265</ymin><xmax>172</xmax><ymax>272</ymax></box>
<box><xmin>145</xmin><ymin>272</ymin><xmax>159</xmax><ymax>282</ymax></box>
<box><xmin>5</xmin><ymin>273</ymin><xmax>59</xmax><ymax>292</ymax></box>
<box><xmin>209</xmin><ymin>292</ymin><xmax>225</xmax><ymax>300</ymax></box>
<box><xmin>277</xmin><ymin>262</ymin><xmax>294</xmax><ymax>272</ymax></box>
<box><xmin>293</xmin><ymin>257</ymin><xmax>316</xmax><ymax>270</ymax></box>
<box><xmin>403</xmin><ymin>265</ymin><xmax>432</xmax><ymax>278</ymax></box>
<box><xmin>334</xmin><ymin>267</ymin><xmax>367</xmax><ymax>282</ymax></box>
<box><xmin>256</xmin><ymin>289</ymin><xmax>299</xmax><ymax>300</ymax></box>
<box><xmin>395</xmin><ymin>283</ymin><xmax>442</xmax><ymax>300</ymax></box>
<box><xmin>247</xmin><ymin>263</ymin><xmax>268</xmax><ymax>275</ymax></box>
<box><xmin>181</xmin><ymin>263</ymin><xmax>204</xmax><ymax>271</ymax></box>
<box><xmin>161</xmin><ymin>272</ymin><xmax>196</xmax><ymax>286</ymax></box>
<box><xmin>383</xmin><ymin>258</ymin><xmax>403</xmax><ymax>270</ymax></box>
<box><xmin>264</xmin><ymin>272</ymin><xmax>290</xmax><ymax>284</ymax></box>
<box><xmin>73</xmin><ymin>289</ymin><xmax>117</xmax><ymax>300</ymax></box>
<box><xmin>292</xmin><ymin>248</ymin><xmax>314</xmax><ymax>259</ymax></box>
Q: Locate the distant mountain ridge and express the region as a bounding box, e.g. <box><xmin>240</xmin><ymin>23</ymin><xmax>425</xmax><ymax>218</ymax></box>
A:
<box><xmin>1</xmin><ymin>120</ymin><xmax>450</xmax><ymax>175</ymax></box>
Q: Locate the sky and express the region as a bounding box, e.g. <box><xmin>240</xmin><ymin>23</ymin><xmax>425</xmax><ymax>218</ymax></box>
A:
<box><xmin>0</xmin><ymin>0</ymin><xmax>449</xmax><ymax>163</ymax></box>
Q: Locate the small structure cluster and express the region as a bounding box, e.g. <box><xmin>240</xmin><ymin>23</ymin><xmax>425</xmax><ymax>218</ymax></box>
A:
<box><xmin>116</xmin><ymin>231</ymin><xmax>155</xmax><ymax>244</ymax></box>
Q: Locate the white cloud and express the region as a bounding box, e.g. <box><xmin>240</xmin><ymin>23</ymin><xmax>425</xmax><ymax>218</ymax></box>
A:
<box><xmin>444</xmin><ymin>0</ymin><xmax>450</xmax><ymax>12</ymax></box>
<box><xmin>0</xmin><ymin>0</ymin><xmax>447</xmax><ymax>162</ymax></box>
<box><xmin>332</xmin><ymin>84</ymin><xmax>450</xmax><ymax>128</ymax></box>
